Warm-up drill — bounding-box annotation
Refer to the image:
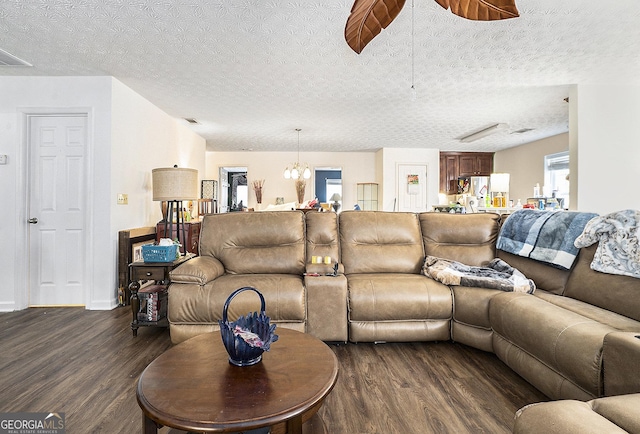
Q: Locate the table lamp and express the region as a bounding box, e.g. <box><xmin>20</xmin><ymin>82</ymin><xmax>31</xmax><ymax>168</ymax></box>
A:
<box><xmin>330</xmin><ymin>193</ymin><xmax>342</xmax><ymax>212</ymax></box>
<box><xmin>489</xmin><ymin>173</ymin><xmax>510</xmax><ymax>208</ymax></box>
<box><xmin>152</xmin><ymin>166</ymin><xmax>198</xmax><ymax>255</ymax></box>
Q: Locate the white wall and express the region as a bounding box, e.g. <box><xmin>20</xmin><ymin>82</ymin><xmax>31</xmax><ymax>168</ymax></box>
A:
<box><xmin>0</xmin><ymin>76</ymin><xmax>206</xmax><ymax>311</ymax></box>
<box><xmin>110</xmin><ymin>79</ymin><xmax>206</xmax><ymax>231</ymax></box>
<box><xmin>206</xmin><ymin>149</ymin><xmax>439</xmax><ymax>213</ymax></box>
<box><xmin>206</xmin><ymin>151</ymin><xmax>377</xmax><ymax>210</ymax></box>
<box><xmin>494</xmin><ymin>133</ymin><xmax>568</xmax><ymax>205</ymax></box>
<box><xmin>572</xmin><ymin>84</ymin><xmax>640</xmax><ymax>214</ymax></box>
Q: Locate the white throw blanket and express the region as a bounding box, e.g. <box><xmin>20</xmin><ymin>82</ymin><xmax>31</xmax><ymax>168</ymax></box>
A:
<box><xmin>574</xmin><ymin>209</ymin><xmax>640</xmax><ymax>279</ymax></box>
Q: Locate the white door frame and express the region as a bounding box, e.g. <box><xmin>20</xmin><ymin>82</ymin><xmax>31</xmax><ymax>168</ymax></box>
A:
<box><xmin>16</xmin><ymin>108</ymin><xmax>94</xmax><ymax>309</ymax></box>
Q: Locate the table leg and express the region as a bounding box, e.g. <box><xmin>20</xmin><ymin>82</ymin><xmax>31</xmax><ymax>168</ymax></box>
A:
<box><xmin>286</xmin><ymin>415</ymin><xmax>303</xmax><ymax>434</ymax></box>
<box><xmin>130</xmin><ymin>280</ymin><xmax>141</xmax><ymax>337</ymax></box>
<box><xmin>142</xmin><ymin>413</ymin><xmax>159</xmax><ymax>434</ymax></box>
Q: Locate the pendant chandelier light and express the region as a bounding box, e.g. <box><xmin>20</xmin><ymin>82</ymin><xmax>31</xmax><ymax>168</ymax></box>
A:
<box><xmin>283</xmin><ymin>128</ymin><xmax>311</xmax><ymax>180</ymax></box>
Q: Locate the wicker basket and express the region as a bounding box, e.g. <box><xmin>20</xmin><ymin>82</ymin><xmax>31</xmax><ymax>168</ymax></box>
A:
<box><xmin>218</xmin><ymin>287</ymin><xmax>278</xmax><ymax>367</ymax></box>
<box><xmin>141</xmin><ymin>244</ymin><xmax>178</xmax><ymax>263</ymax></box>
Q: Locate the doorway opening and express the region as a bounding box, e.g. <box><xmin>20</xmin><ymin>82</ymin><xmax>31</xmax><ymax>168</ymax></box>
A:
<box><xmin>314</xmin><ymin>168</ymin><xmax>342</xmax><ymax>207</ymax></box>
<box><xmin>219</xmin><ymin>166</ymin><xmax>248</xmax><ymax>212</ymax></box>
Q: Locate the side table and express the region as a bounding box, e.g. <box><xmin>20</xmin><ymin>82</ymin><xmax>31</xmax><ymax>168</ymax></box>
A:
<box><xmin>128</xmin><ymin>255</ymin><xmax>191</xmax><ymax>337</ymax></box>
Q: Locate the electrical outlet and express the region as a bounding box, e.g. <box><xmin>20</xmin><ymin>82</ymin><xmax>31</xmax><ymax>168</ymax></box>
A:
<box><xmin>0</xmin><ymin>155</ymin><xmax>7</xmax><ymax>165</ymax></box>
<box><xmin>117</xmin><ymin>193</ymin><xmax>128</xmax><ymax>205</ymax></box>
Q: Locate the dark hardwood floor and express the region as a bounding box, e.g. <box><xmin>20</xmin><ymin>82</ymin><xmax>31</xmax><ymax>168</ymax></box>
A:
<box><xmin>0</xmin><ymin>307</ymin><xmax>547</xmax><ymax>433</ymax></box>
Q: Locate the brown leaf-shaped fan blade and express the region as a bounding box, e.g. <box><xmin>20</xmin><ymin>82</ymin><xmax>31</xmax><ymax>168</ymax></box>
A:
<box><xmin>435</xmin><ymin>0</ymin><xmax>519</xmax><ymax>21</ymax></box>
<box><xmin>345</xmin><ymin>0</ymin><xmax>406</xmax><ymax>54</ymax></box>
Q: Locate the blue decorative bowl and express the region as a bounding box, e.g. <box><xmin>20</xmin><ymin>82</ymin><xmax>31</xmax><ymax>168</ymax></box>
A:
<box><xmin>218</xmin><ymin>287</ymin><xmax>278</xmax><ymax>367</ymax></box>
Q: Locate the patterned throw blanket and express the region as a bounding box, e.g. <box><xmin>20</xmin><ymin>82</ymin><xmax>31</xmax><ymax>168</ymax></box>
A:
<box><xmin>422</xmin><ymin>256</ymin><xmax>535</xmax><ymax>294</ymax></box>
<box><xmin>574</xmin><ymin>209</ymin><xmax>640</xmax><ymax>279</ymax></box>
<box><xmin>497</xmin><ymin>209</ymin><xmax>598</xmax><ymax>270</ymax></box>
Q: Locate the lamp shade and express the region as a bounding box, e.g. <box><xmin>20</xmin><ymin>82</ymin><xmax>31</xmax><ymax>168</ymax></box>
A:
<box><xmin>152</xmin><ymin>167</ymin><xmax>198</xmax><ymax>201</ymax></box>
<box><xmin>330</xmin><ymin>193</ymin><xmax>342</xmax><ymax>202</ymax></box>
<box><xmin>489</xmin><ymin>173</ymin><xmax>510</xmax><ymax>193</ymax></box>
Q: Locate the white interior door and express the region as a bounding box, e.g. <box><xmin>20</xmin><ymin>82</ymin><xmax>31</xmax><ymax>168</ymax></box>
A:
<box><xmin>397</xmin><ymin>163</ymin><xmax>428</xmax><ymax>212</ymax></box>
<box><xmin>28</xmin><ymin>115</ymin><xmax>87</xmax><ymax>306</ymax></box>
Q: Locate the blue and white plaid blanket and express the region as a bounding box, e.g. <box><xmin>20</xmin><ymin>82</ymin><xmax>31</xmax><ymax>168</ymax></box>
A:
<box><xmin>497</xmin><ymin>209</ymin><xmax>598</xmax><ymax>270</ymax></box>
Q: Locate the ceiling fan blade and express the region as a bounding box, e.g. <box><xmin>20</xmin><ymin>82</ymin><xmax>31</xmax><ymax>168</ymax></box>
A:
<box><xmin>435</xmin><ymin>0</ymin><xmax>519</xmax><ymax>20</ymax></box>
<box><xmin>345</xmin><ymin>0</ymin><xmax>406</xmax><ymax>54</ymax></box>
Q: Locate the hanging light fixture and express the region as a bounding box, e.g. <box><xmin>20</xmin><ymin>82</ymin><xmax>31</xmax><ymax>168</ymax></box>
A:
<box><xmin>283</xmin><ymin>128</ymin><xmax>311</xmax><ymax>180</ymax></box>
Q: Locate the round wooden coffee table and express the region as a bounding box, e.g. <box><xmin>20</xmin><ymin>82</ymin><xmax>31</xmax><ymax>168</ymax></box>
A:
<box><xmin>137</xmin><ymin>328</ymin><xmax>339</xmax><ymax>434</ymax></box>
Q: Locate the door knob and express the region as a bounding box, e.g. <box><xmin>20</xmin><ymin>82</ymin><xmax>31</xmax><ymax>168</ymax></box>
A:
<box><xmin>28</xmin><ymin>218</ymin><xmax>38</xmax><ymax>224</ymax></box>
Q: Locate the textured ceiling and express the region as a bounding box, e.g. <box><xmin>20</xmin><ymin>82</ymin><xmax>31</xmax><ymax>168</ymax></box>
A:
<box><xmin>1</xmin><ymin>1</ymin><xmax>639</xmax><ymax>152</ymax></box>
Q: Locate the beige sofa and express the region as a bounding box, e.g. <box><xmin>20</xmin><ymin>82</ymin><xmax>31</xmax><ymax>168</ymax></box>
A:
<box><xmin>168</xmin><ymin>210</ymin><xmax>640</xmax><ymax>433</ymax></box>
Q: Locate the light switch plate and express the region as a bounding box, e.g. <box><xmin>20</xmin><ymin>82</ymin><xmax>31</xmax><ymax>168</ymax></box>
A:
<box><xmin>117</xmin><ymin>193</ymin><xmax>128</xmax><ymax>205</ymax></box>
<box><xmin>0</xmin><ymin>155</ymin><xmax>7</xmax><ymax>164</ymax></box>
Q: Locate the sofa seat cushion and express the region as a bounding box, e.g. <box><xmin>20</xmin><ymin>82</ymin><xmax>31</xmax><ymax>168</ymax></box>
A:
<box><xmin>347</xmin><ymin>273</ymin><xmax>452</xmax><ymax>322</ymax></box>
<box><xmin>535</xmin><ymin>290</ymin><xmax>640</xmax><ymax>332</ymax></box>
<box><xmin>453</xmin><ymin>286</ymin><xmax>503</xmax><ymax>329</ymax></box>
<box><xmin>491</xmin><ymin>292</ymin><xmax>615</xmax><ymax>397</ymax></box>
<box><xmin>451</xmin><ymin>286</ymin><xmax>504</xmax><ymax>352</ymax></box>
<box><xmin>513</xmin><ymin>395</ymin><xmax>640</xmax><ymax>434</ymax></box>
<box><xmin>169</xmin><ymin>273</ymin><xmax>306</xmax><ymax>325</ymax></box>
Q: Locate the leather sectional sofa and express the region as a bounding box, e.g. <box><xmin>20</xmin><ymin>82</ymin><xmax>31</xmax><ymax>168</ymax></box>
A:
<box><xmin>168</xmin><ymin>210</ymin><xmax>640</xmax><ymax>433</ymax></box>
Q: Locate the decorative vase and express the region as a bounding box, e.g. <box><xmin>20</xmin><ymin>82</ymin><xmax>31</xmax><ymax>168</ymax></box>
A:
<box><xmin>218</xmin><ymin>287</ymin><xmax>279</xmax><ymax>367</ymax></box>
<box><xmin>295</xmin><ymin>179</ymin><xmax>306</xmax><ymax>205</ymax></box>
<box><xmin>252</xmin><ymin>179</ymin><xmax>264</xmax><ymax>207</ymax></box>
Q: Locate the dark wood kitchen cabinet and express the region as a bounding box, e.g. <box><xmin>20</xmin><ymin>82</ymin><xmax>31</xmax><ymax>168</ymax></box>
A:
<box><xmin>440</xmin><ymin>152</ymin><xmax>493</xmax><ymax>194</ymax></box>
<box><xmin>440</xmin><ymin>154</ymin><xmax>459</xmax><ymax>195</ymax></box>
<box><xmin>458</xmin><ymin>153</ymin><xmax>493</xmax><ymax>177</ymax></box>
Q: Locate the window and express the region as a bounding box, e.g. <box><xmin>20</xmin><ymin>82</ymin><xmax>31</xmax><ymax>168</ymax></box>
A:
<box><xmin>544</xmin><ymin>151</ymin><xmax>569</xmax><ymax>209</ymax></box>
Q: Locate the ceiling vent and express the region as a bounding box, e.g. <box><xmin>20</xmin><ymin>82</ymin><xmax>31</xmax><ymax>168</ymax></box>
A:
<box><xmin>0</xmin><ymin>49</ymin><xmax>32</xmax><ymax>66</ymax></box>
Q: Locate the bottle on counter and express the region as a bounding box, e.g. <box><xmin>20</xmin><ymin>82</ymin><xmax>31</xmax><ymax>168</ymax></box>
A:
<box><xmin>533</xmin><ymin>183</ymin><xmax>540</xmax><ymax>198</ymax></box>
<box><xmin>493</xmin><ymin>193</ymin><xmax>504</xmax><ymax>208</ymax></box>
<box><xmin>547</xmin><ymin>197</ymin><xmax>559</xmax><ymax>210</ymax></box>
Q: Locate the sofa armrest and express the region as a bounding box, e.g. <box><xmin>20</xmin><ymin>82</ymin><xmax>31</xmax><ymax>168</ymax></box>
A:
<box><xmin>169</xmin><ymin>256</ymin><xmax>225</xmax><ymax>285</ymax></box>
<box><xmin>305</xmin><ymin>262</ymin><xmax>344</xmax><ymax>276</ymax></box>
<box><xmin>305</xmin><ymin>274</ymin><xmax>348</xmax><ymax>342</ymax></box>
<box><xmin>603</xmin><ymin>331</ymin><xmax>640</xmax><ymax>396</ymax></box>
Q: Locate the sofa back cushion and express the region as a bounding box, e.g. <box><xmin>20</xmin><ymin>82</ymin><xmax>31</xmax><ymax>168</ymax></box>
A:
<box><xmin>199</xmin><ymin>211</ymin><xmax>305</xmax><ymax>275</ymax></box>
<box><xmin>496</xmin><ymin>251</ymin><xmax>570</xmax><ymax>294</ymax></box>
<box><xmin>564</xmin><ymin>244</ymin><xmax>640</xmax><ymax>322</ymax></box>
<box><xmin>306</xmin><ymin>211</ymin><xmax>340</xmax><ymax>263</ymax></box>
<box><xmin>420</xmin><ymin>213</ymin><xmax>500</xmax><ymax>267</ymax></box>
<box><xmin>340</xmin><ymin>211</ymin><xmax>424</xmax><ymax>274</ymax></box>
